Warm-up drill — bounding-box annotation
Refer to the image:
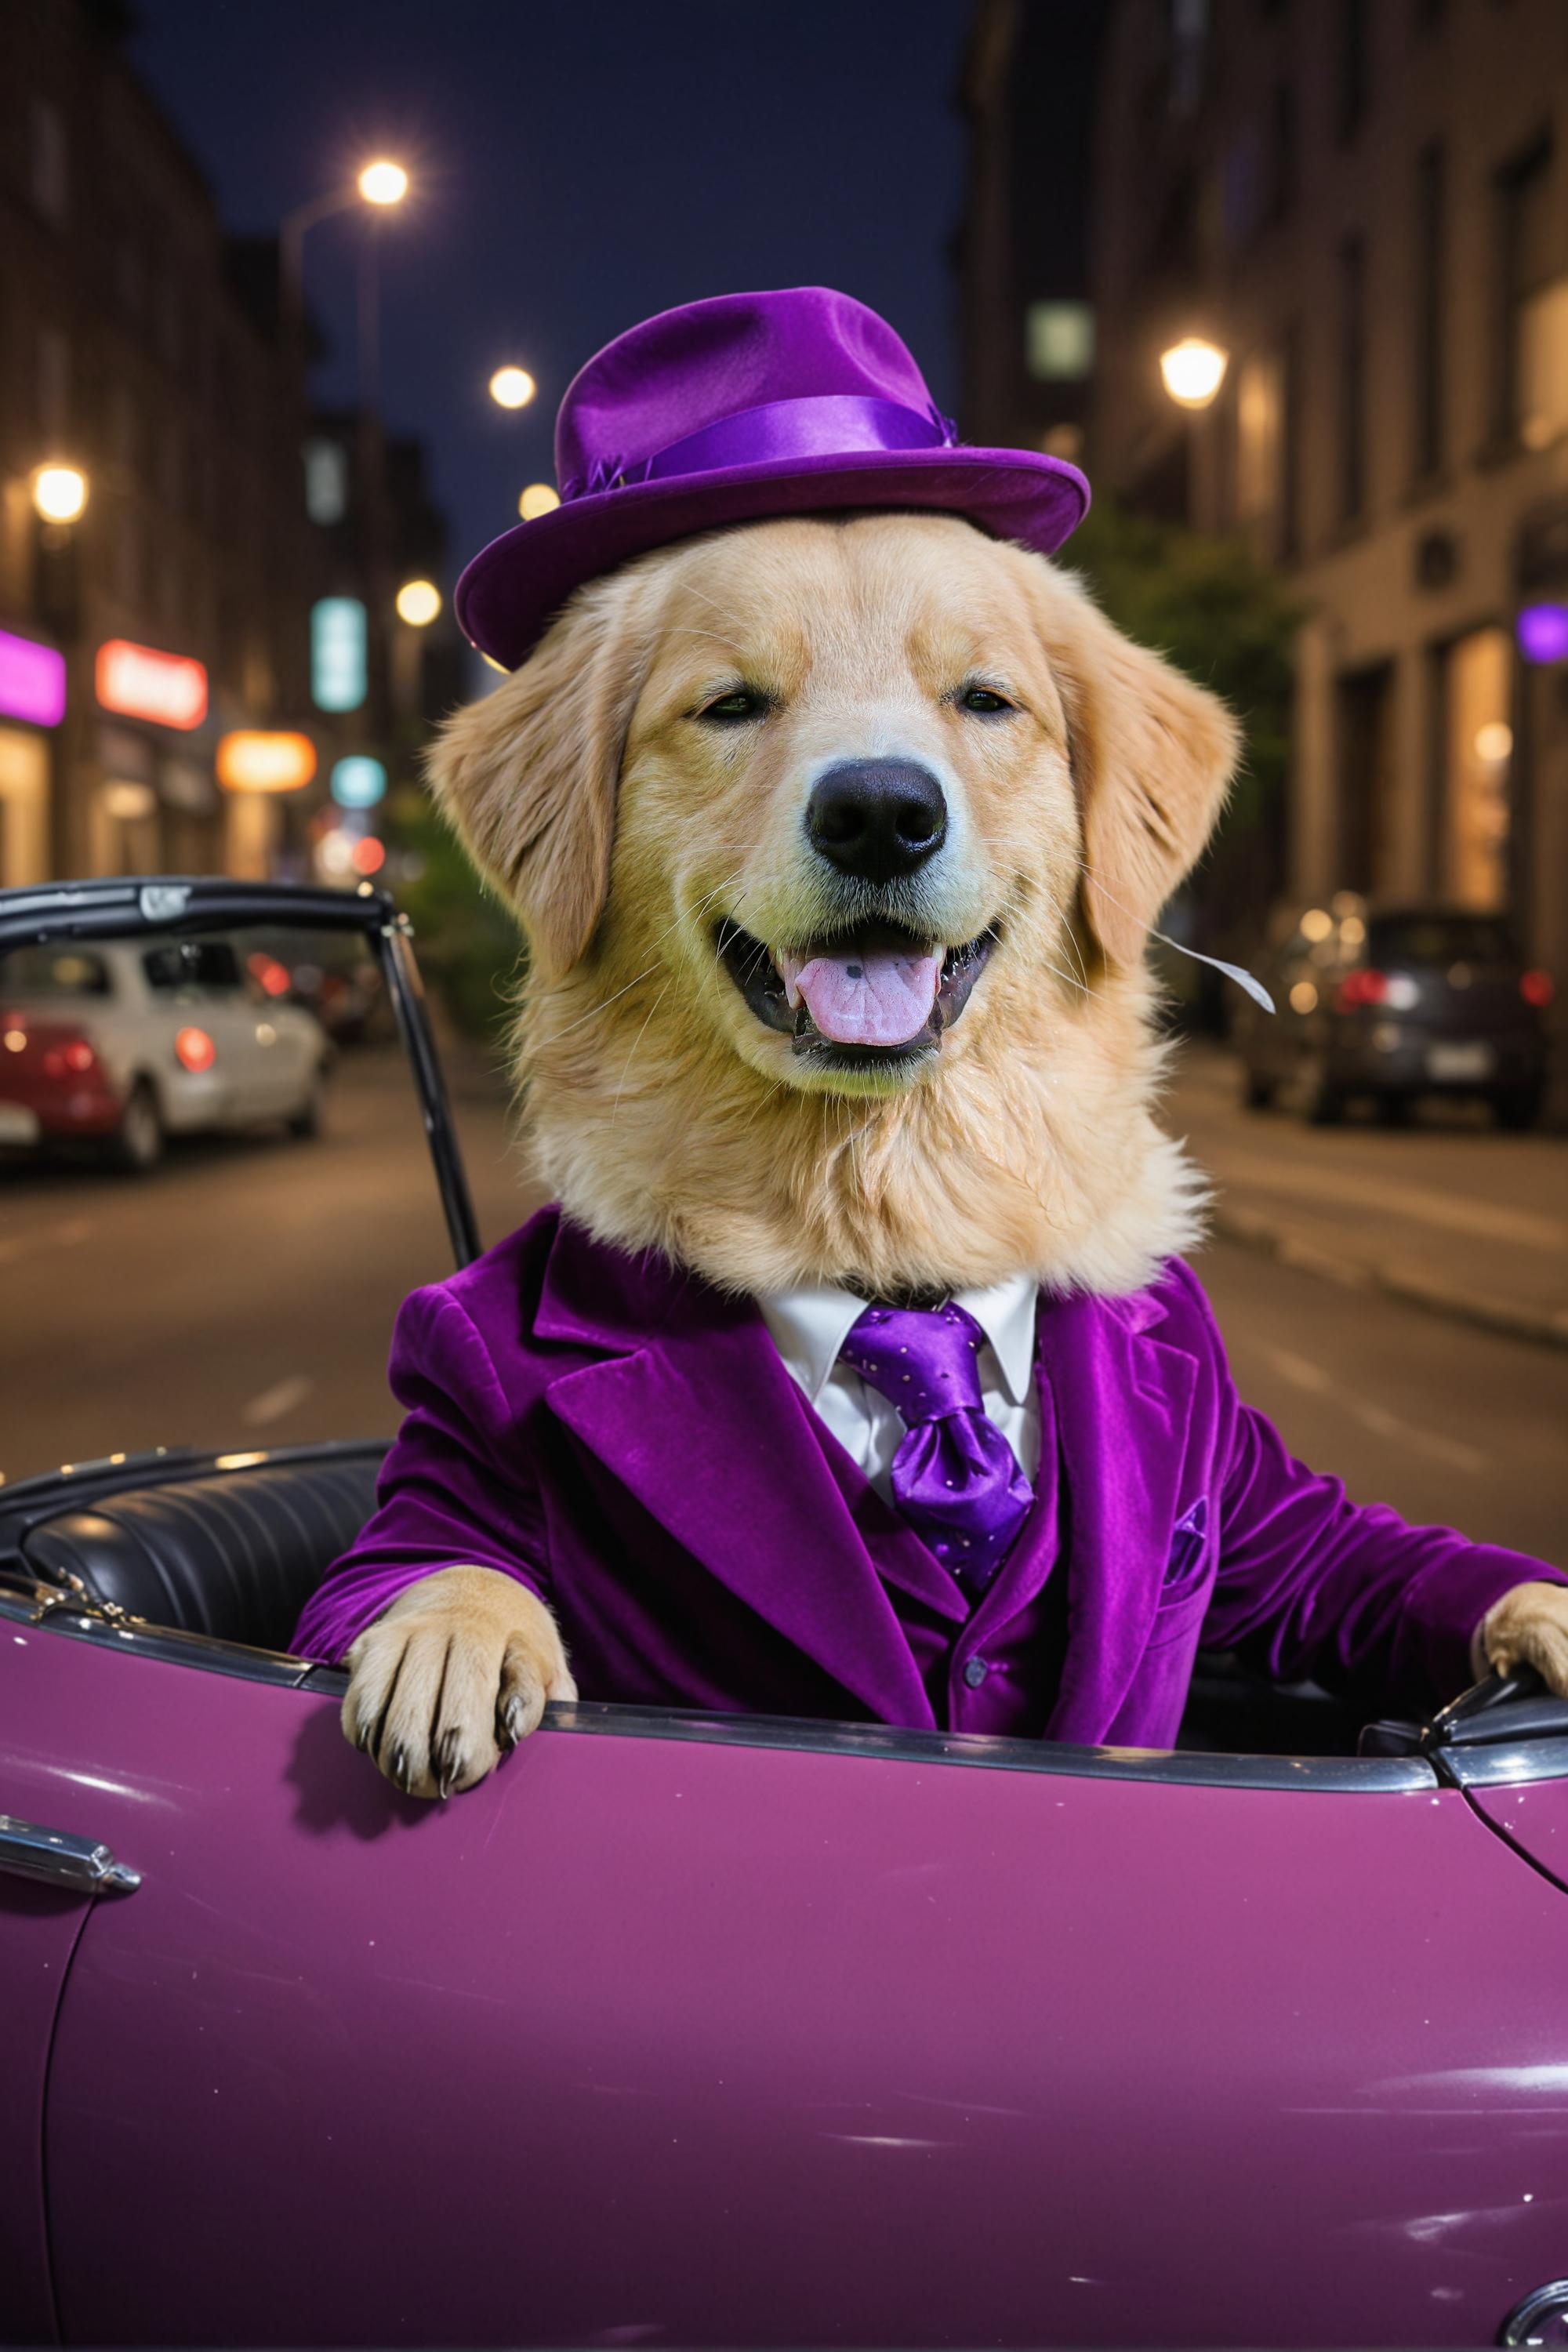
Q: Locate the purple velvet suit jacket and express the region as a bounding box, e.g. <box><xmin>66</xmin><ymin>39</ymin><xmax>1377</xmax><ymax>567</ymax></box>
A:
<box><xmin>293</xmin><ymin>1207</ymin><xmax>1555</xmax><ymax>1746</ymax></box>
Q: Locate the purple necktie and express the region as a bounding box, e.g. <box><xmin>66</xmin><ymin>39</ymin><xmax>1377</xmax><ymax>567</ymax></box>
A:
<box><xmin>840</xmin><ymin>1301</ymin><xmax>1033</xmax><ymax>1594</ymax></box>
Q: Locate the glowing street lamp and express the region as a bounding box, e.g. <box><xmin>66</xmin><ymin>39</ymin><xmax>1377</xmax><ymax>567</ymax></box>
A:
<box><xmin>357</xmin><ymin>159</ymin><xmax>409</xmax><ymax>207</ymax></box>
<box><xmin>281</xmin><ymin>158</ymin><xmax>415</xmax><ymax>363</ymax></box>
<box><xmin>395</xmin><ymin>579</ymin><xmax>441</xmax><ymax>626</ymax></box>
<box><xmin>32</xmin><ymin>463</ymin><xmax>89</xmax><ymax>523</ymax></box>
<box><xmin>1160</xmin><ymin>336</ymin><xmax>1229</xmax><ymax>409</ymax></box>
<box><xmin>518</xmin><ymin>482</ymin><xmax>561</xmax><ymax>519</ymax></box>
<box><xmin>489</xmin><ymin>367</ymin><xmax>536</xmax><ymax>411</ymax></box>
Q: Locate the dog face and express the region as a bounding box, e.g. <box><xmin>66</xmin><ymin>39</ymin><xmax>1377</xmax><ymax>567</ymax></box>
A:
<box><xmin>436</xmin><ymin>513</ymin><xmax>1235</xmax><ymax>1091</ymax></box>
<box><xmin>430</xmin><ymin>512</ymin><xmax>1238</xmax><ymax>1294</ymax></box>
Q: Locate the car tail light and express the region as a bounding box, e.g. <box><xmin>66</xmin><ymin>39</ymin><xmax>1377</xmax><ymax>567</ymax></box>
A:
<box><xmin>1521</xmin><ymin>968</ymin><xmax>1554</xmax><ymax>1008</ymax></box>
<box><xmin>174</xmin><ymin>1025</ymin><xmax>216</xmax><ymax>1073</ymax></box>
<box><xmin>1334</xmin><ymin>967</ymin><xmax>1389</xmax><ymax>1011</ymax></box>
<box><xmin>39</xmin><ymin>1032</ymin><xmax>101</xmax><ymax>1080</ymax></box>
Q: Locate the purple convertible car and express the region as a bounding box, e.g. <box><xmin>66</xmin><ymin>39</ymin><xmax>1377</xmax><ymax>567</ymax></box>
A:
<box><xmin>3</xmin><ymin>878</ymin><xmax>1568</xmax><ymax>2352</ymax></box>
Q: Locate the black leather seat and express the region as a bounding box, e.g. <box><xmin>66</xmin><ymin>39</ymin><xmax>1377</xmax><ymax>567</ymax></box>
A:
<box><xmin>24</xmin><ymin>1449</ymin><xmax>385</xmax><ymax>1653</ymax></box>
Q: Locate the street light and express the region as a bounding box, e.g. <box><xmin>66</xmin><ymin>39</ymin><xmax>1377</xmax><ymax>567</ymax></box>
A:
<box><xmin>280</xmin><ymin>158</ymin><xmax>413</xmax><ymax>357</ymax></box>
<box><xmin>1160</xmin><ymin>336</ymin><xmax>1229</xmax><ymax>409</ymax></box>
<box><xmin>31</xmin><ymin>463</ymin><xmax>88</xmax><ymax>523</ymax></box>
<box><xmin>489</xmin><ymin>367</ymin><xmax>536</xmax><ymax>410</ymax></box>
<box><xmin>395</xmin><ymin>579</ymin><xmax>441</xmax><ymax>626</ymax></box>
<box><xmin>518</xmin><ymin>482</ymin><xmax>561</xmax><ymax>519</ymax></box>
<box><xmin>357</xmin><ymin>159</ymin><xmax>409</xmax><ymax>207</ymax></box>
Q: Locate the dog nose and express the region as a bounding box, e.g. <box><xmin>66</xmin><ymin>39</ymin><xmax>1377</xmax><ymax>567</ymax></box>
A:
<box><xmin>804</xmin><ymin>760</ymin><xmax>949</xmax><ymax>884</ymax></box>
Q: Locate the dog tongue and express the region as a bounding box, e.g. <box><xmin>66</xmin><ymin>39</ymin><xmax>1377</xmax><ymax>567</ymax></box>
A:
<box><xmin>776</xmin><ymin>945</ymin><xmax>943</xmax><ymax>1047</ymax></box>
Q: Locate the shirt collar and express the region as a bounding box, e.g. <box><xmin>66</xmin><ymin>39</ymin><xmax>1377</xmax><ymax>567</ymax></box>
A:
<box><xmin>758</xmin><ymin>1272</ymin><xmax>1039</xmax><ymax>1408</ymax></box>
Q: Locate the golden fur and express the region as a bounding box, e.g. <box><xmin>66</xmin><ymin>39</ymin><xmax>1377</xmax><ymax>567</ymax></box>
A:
<box><xmin>346</xmin><ymin>507</ymin><xmax>1568</xmax><ymax>1796</ymax></box>
<box><xmin>429</xmin><ymin>512</ymin><xmax>1240</xmax><ymax>1300</ymax></box>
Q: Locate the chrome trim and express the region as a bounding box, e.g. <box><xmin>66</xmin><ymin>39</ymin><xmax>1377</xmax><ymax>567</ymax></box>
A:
<box><xmin>1500</xmin><ymin>2278</ymin><xmax>1568</xmax><ymax>2345</ymax></box>
<box><xmin>0</xmin><ymin>1810</ymin><xmax>140</xmax><ymax>1894</ymax></box>
<box><xmin>302</xmin><ymin>1679</ymin><xmax>1444</xmax><ymax>1791</ymax></box>
<box><xmin>12</xmin><ymin>1611</ymin><xmax>1441</xmax><ymax>1784</ymax></box>
<box><xmin>536</xmin><ymin>1700</ymin><xmax>1438</xmax><ymax>1788</ymax></box>
<box><xmin>2</xmin><ymin>1588</ymin><xmax>315</xmax><ymax>1687</ymax></box>
<box><xmin>1442</xmin><ymin>1737</ymin><xmax>1568</xmax><ymax>1788</ymax></box>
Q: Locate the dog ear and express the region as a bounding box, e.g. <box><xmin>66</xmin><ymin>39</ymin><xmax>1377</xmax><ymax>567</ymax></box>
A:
<box><xmin>1028</xmin><ymin>563</ymin><xmax>1241</xmax><ymax>969</ymax></box>
<box><xmin>425</xmin><ymin>579</ymin><xmax>649</xmax><ymax>982</ymax></box>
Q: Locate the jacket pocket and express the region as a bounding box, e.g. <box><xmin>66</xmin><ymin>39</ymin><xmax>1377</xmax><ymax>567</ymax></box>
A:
<box><xmin>1162</xmin><ymin>1495</ymin><xmax>1210</xmax><ymax>1595</ymax></box>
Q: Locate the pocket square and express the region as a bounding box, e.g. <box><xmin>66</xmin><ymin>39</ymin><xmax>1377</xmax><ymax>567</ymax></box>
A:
<box><xmin>1165</xmin><ymin>1495</ymin><xmax>1210</xmax><ymax>1584</ymax></box>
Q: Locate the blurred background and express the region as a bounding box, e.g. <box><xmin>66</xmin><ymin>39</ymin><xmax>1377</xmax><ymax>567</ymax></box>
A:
<box><xmin>0</xmin><ymin>0</ymin><xmax>1563</xmax><ymax>1567</ymax></box>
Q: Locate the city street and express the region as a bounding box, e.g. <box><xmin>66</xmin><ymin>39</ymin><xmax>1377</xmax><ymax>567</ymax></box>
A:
<box><xmin>3</xmin><ymin>1037</ymin><xmax>1563</xmax><ymax>1568</ymax></box>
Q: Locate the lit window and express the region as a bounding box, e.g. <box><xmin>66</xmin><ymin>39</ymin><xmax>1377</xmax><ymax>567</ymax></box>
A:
<box><xmin>1519</xmin><ymin>276</ymin><xmax>1568</xmax><ymax>451</ymax></box>
<box><xmin>1025</xmin><ymin>303</ymin><xmax>1094</xmax><ymax>383</ymax></box>
<box><xmin>1236</xmin><ymin>350</ymin><xmax>1283</xmax><ymax>525</ymax></box>
<box><xmin>303</xmin><ymin>439</ymin><xmax>350</xmax><ymax>525</ymax></box>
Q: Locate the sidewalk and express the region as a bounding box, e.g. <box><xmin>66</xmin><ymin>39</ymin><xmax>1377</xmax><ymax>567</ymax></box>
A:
<box><xmin>1167</xmin><ymin>1043</ymin><xmax>1568</xmax><ymax>1350</ymax></box>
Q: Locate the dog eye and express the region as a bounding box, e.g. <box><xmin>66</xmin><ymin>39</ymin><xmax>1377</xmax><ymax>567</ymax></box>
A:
<box><xmin>958</xmin><ymin>684</ymin><xmax>1015</xmax><ymax>716</ymax></box>
<box><xmin>697</xmin><ymin>688</ymin><xmax>768</xmax><ymax>723</ymax></box>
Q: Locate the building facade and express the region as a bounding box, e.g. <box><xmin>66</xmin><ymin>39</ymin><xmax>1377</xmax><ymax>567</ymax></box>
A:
<box><xmin>956</xmin><ymin>0</ymin><xmax>1107</xmax><ymax>463</ymax></box>
<box><xmin>0</xmin><ymin>0</ymin><xmax>458</xmax><ymax>893</ymax></box>
<box><xmin>1088</xmin><ymin>0</ymin><xmax>1568</xmax><ymax>986</ymax></box>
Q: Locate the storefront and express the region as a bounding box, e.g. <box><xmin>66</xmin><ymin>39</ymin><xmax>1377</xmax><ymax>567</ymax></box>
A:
<box><xmin>0</xmin><ymin>626</ymin><xmax>67</xmax><ymax>888</ymax></box>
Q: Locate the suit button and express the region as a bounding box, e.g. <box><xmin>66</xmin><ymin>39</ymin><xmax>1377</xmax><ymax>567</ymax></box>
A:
<box><xmin>963</xmin><ymin>1657</ymin><xmax>989</xmax><ymax>1689</ymax></box>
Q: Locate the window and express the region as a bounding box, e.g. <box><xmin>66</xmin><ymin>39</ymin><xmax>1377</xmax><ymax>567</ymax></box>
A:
<box><xmin>0</xmin><ymin>948</ymin><xmax>111</xmax><ymax>999</ymax></box>
<box><xmin>1267</xmin><ymin>81</ymin><xmax>1298</xmax><ymax>223</ymax></box>
<box><xmin>1413</xmin><ymin>142</ymin><xmax>1446</xmax><ymax>476</ymax></box>
<box><xmin>303</xmin><ymin>438</ymin><xmax>350</xmax><ymax>524</ymax></box>
<box><xmin>1024</xmin><ymin>303</ymin><xmax>1094</xmax><ymax>382</ymax></box>
<box><xmin>1335</xmin><ymin>0</ymin><xmax>1368</xmax><ymax>143</ymax></box>
<box><xmin>1494</xmin><ymin>132</ymin><xmax>1555</xmax><ymax>442</ymax></box>
<box><xmin>1439</xmin><ymin>626</ymin><xmax>1512</xmax><ymax>909</ymax></box>
<box><xmin>143</xmin><ymin>941</ymin><xmax>243</xmax><ymax>995</ymax></box>
<box><xmin>1337</xmin><ymin>235</ymin><xmax>1367</xmax><ymax>521</ymax></box>
<box><xmin>1367</xmin><ymin>913</ymin><xmax>1516</xmax><ymax>964</ymax></box>
<box><xmin>1519</xmin><ymin>277</ymin><xmax>1568</xmax><ymax>451</ymax></box>
<box><xmin>1236</xmin><ymin>349</ymin><xmax>1284</xmax><ymax>528</ymax></box>
<box><xmin>1336</xmin><ymin>663</ymin><xmax>1398</xmax><ymax>893</ymax></box>
<box><xmin>29</xmin><ymin>96</ymin><xmax>68</xmax><ymax>226</ymax></box>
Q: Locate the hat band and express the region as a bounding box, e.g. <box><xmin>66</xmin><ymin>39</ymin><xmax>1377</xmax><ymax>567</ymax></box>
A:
<box><xmin>562</xmin><ymin>392</ymin><xmax>959</xmax><ymax>503</ymax></box>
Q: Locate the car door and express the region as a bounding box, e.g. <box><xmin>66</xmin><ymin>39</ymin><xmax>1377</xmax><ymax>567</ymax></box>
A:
<box><xmin>9</xmin><ymin>1599</ymin><xmax>1568</xmax><ymax>2352</ymax></box>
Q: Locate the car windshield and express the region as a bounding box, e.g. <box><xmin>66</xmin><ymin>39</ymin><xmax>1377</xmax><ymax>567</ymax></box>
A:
<box><xmin>1</xmin><ymin>947</ymin><xmax>113</xmax><ymax>998</ymax></box>
<box><xmin>0</xmin><ymin>909</ymin><xmax>510</xmax><ymax>1487</ymax></box>
<box><xmin>1368</xmin><ymin>914</ymin><xmax>1517</xmax><ymax>965</ymax></box>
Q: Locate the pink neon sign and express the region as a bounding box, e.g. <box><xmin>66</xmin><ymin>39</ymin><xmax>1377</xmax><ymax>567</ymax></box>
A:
<box><xmin>0</xmin><ymin>628</ymin><xmax>67</xmax><ymax>728</ymax></box>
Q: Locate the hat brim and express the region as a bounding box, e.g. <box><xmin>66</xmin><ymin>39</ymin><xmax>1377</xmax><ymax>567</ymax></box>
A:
<box><xmin>456</xmin><ymin>445</ymin><xmax>1091</xmax><ymax>670</ymax></box>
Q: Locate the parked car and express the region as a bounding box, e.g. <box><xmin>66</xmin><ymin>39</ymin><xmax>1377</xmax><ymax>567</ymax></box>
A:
<box><xmin>3</xmin><ymin>877</ymin><xmax>1568</xmax><ymax>2352</ymax></box>
<box><xmin>1232</xmin><ymin>898</ymin><xmax>1553</xmax><ymax>1127</ymax></box>
<box><xmin>0</xmin><ymin>927</ymin><xmax>331</xmax><ymax>1172</ymax></box>
<box><xmin>245</xmin><ymin>934</ymin><xmax>389</xmax><ymax>1046</ymax></box>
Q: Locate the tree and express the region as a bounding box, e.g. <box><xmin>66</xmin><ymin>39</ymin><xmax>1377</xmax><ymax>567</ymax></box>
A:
<box><xmin>1063</xmin><ymin>497</ymin><xmax>1298</xmax><ymax>1025</ymax></box>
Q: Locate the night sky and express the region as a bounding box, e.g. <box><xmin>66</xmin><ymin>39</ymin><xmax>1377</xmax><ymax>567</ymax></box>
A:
<box><xmin>129</xmin><ymin>0</ymin><xmax>976</xmax><ymax>602</ymax></box>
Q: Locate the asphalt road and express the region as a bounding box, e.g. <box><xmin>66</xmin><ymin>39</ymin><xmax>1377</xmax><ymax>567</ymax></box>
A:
<box><xmin>2</xmin><ymin>1041</ymin><xmax>1564</xmax><ymax>1572</ymax></box>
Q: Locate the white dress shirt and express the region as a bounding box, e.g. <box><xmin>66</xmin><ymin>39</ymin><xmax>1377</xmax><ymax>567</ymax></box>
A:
<box><xmin>758</xmin><ymin>1272</ymin><xmax>1042</xmax><ymax>1504</ymax></box>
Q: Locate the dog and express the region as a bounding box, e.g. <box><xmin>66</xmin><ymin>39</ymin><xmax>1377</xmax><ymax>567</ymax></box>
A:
<box><xmin>303</xmin><ymin>508</ymin><xmax>1568</xmax><ymax>1796</ymax></box>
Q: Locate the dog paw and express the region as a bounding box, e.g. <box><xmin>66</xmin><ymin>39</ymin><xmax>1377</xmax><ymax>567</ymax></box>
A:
<box><xmin>339</xmin><ymin>1565</ymin><xmax>576</xmax><ymax>1798</ymax></box>
<box><xmin>1475</xmin><ymin>1580</ymin><xmax>1568</xmax><ymax>1697</ymax></box>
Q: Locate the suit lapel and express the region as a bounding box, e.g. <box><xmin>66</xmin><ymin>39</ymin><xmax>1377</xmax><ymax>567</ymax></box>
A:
<box><xmin>537</xmin><ymin>1222</ymin><xmax>937</xmax><ymax>1728</ymax></box>
<box><xmin>1038</xmin><ymin>1286</ymin><xmax>1199</xmax><ymax>1747</ymax></box>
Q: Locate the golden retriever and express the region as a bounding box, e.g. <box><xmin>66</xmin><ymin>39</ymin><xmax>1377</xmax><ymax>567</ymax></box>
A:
<box><xmin>337</xmin><ymin>510</ymin><xmax>1568</xmax><ymax>1793</ymax></box>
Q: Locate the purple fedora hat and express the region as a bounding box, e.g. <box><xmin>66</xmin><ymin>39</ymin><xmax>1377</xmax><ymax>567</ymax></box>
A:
<box><xmin>456</xmin><ymin>285</ymin><xmax>1091</xmax><ymax>670</ymax></box>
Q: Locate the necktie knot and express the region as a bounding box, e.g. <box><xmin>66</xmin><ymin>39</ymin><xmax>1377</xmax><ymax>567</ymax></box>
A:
<box><xmin>837</xmin><ymin>1300</ymin><xmax>1032</xmax><ymax>1595</ymax></box>
<box><xmin>840</xmin><ymin>1301</ymin><xmax>987</xmax><ymax>1425</ymax></box>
